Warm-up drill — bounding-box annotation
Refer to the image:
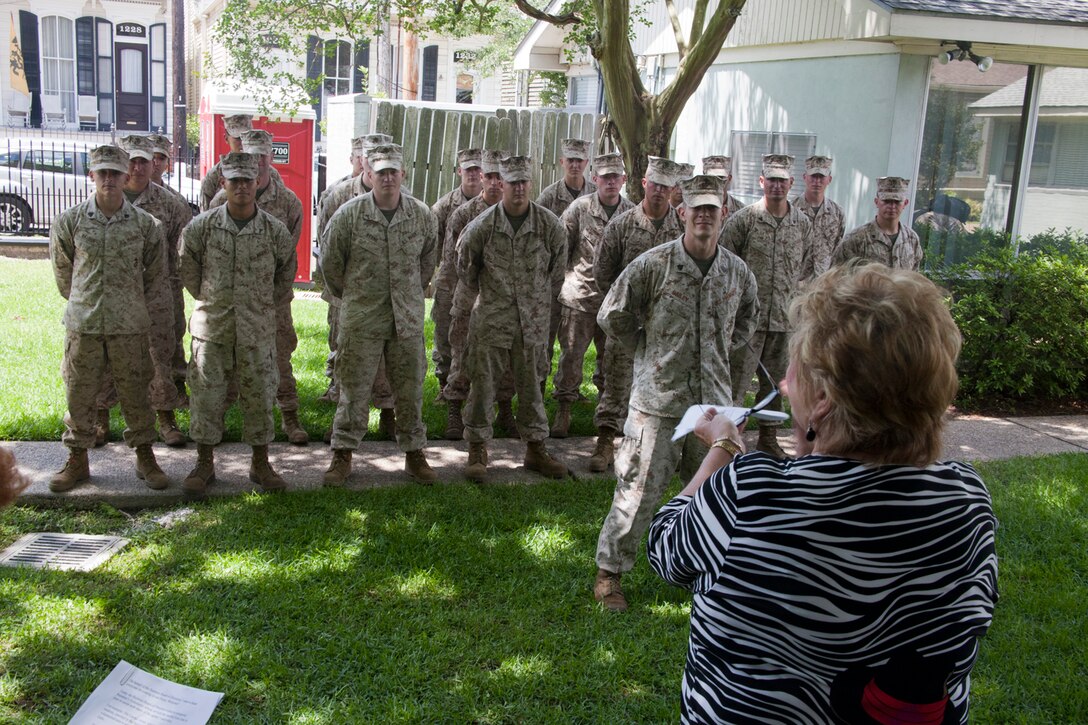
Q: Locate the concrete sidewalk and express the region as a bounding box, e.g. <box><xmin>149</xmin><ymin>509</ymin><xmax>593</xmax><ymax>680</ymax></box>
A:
<box><xmin>6</xmin><ymin>414</ymin><xmax>1088</xmax><ymax>509</ymax></box>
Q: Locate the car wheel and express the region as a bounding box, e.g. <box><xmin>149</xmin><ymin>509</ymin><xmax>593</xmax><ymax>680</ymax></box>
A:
<box><xmin>0</xmin><ymin>195</ymin><xmax>32</xmax><ymax>234</ymax></box>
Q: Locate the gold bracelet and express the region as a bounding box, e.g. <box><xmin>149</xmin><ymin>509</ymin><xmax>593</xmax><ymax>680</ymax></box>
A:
<box><xmin>711</xmin><ymin>437</ymin><xmax>743</xmax><ymax>457</ymax></box>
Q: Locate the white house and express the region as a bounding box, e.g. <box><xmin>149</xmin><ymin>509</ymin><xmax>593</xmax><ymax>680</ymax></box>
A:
<box><xmin>3</xmin><ymin>0</ymin><xmax>175</xmax><ymax>133</ymax></box>
<box><xmin>514</xmin><ymin>0</ymin><xmax>1088</xmax><ymax>240</ymax></box>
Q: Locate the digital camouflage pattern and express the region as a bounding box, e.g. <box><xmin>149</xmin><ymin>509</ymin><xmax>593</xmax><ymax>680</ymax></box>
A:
<box><xmin>794</xmin><ymin>195</ymin><xmax>845</xmax><ymax>281</ymax></box>
<box><xmin>188</xmin><ymin>337</ymin><xmax>278</xmax><ymax>445</ymax></box>
<box><xmin>719</xmin><ymin>198</ymin><xmax>812</xmax><ymax>333</ymax></box>
<box><xmin>432</xmin><ymin>185</ymin><xmax>477</xmax><ymax>266</ymax></box>
<box><xmin>597</xmin><ymin>238</ymin><xmax>760</xmax><ymax>418</ymax></box>
<box><xmin>834</xmin><ymin>220</ymin><xmax>923</xmax><ymax>271</ymax></box>
<box><xmin>558</xmin><ymin>193</ymin><xmax>635</xmax><ymax>313</ymax></box>
<box><xmin>322</xmin><ymin>192</ymin><xmax>437</xmax><ymax>452</ymax></box>
<box><xmin>536</xmin><ymin>177</ymin><xmax>597</xmax><ymax>219</ymax></box>
<box><xmin>457</xmin><ymin>202</ymin><xmax>566</xmax><ymax>442</ymax></box>
<box><xmin>200</xmin><ymin>162</ymin><xmax>283</xmax><ymax>211</ymax></box>
<box><xmin>64</xmin><ymin>331</ymin><xmax>156</xmax><ymax>449</ymax></box>
<box><xmin>592</xmin><ymin>203</ymin><xmax>683</xmax><ymax>431</ymax></box>
<box><xmin>430</xmin><ymin>185</ymin><xmax>479</xmax><ymax>380</ymax></box>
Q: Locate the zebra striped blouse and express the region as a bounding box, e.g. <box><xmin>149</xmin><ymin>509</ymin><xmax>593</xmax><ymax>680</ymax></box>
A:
<box><xmin>647</xmin><ymin>453</ymin><xmax>998</xmax><ymax>724</ymax></box>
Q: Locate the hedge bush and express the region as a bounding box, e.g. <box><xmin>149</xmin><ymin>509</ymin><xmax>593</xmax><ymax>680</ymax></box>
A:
<box><xmin>929</xmin><ymin>230</ymin><xmax>1088</xmax><ymax>405</ymax></box>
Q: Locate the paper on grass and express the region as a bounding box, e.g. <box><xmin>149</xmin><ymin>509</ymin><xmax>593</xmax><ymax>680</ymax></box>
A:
<box><xmin>671</xmin><ymin>404</ymin><xmax>789</xmax><ymax>442</ymax></box>
<box><xmin>69</xmin><ymin>660</ymin><xmax>222</xmax><ymax>725</ymax></box>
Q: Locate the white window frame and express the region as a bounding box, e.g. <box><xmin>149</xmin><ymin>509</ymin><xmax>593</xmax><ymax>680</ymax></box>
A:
<box><xmin>41</xmin><ymin>16</ymin><xmax>77</xmax><ymax>124</ymax></box>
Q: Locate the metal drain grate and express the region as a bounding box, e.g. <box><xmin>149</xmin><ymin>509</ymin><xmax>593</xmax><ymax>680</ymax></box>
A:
<box><xmin>0</xmin><ymin>533</ymin><xmax>129</xmax><ymax>572</ymax></box>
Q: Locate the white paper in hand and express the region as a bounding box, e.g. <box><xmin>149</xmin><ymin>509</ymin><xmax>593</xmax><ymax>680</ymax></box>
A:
<box><xmin>671</xmin><ymin>403</ymin><xmax>790</xmax><ymax>442</ymax></box>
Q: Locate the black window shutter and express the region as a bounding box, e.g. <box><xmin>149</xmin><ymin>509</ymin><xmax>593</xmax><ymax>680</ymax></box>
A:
<box><xmin>18</xmin><ymin>11</ymin><xmax>41</xmax><ymax>127</ymax></box>
<box><xmin>353</xmin><ymin>40</ymin><xmax>369</xmax><ymax>94</ymax></box>
<box><xmin>421</xmin><ymin>45</ymin><xmax>438</xmax><ymax>102</ymax></box>
<box><xmin>76</xmin><ymin>17</ymin><xmax>96</xmax><ymax>96</ymax></box>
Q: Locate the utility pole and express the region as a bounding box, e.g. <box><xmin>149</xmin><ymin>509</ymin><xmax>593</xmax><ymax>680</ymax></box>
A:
<box><xmin>172</xmin><ymin>0</ymin><xmax>187</xmax><ymax>157</ymax></box>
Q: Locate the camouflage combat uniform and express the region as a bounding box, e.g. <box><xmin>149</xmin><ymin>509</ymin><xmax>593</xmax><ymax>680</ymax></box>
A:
<box><xmin>833</xmin><ymin>220</ymin><xmax>923</xmax><ymax>271</ymax></box>
<box><xmin>179</xmin><ymin>206</ymin><xmax>296</xmax><ymax>445</ymax></box>
<box><xmin>315</xmin><ymin>174</ymin><xmax>397</xmax><ymax>409</ymax></box>
<box><xmin>554</xmin><ymin>193</ymin><xmax>634</xmax><ymax>401</ymax></box>
<box><xmin>439</xmin><ymin>195</ymin><xmax>516</xmax><ymax>404</ymax></box>
<box><xmin>794</xmin><ymin>195</ymin><xmax>845</xmax><ymax>281</ymax></box>
<box><xmin>536</xmin><ymin>177</ymin><xmax>597</xmax><ymax>377</ymax></box>
<box><xmin>430</xmin><ymin>185</ymin><xmax>478</xmax><ymax>383</ymax></box>
<box><xmin>322</xmin><ymin>193</ymin><xmax>438</xmax><ymax>452</ymax></box>
<box><xmin>595</xmin><ymin>238</ymin><xmax>759</xmax><ymax>574</ymax></box>
<box><xmin>592</xmin><ymin>203</ymin><xmax>683</xmax><ymax>433</ymax></box>
<box><xmin>725</xmin><ymin>193</ymin><xmax>745</xmax><ymax>216</ymax></box>
<box><xmin>97</xmin><ymin>182</ymin><xmax>192</xmax><ymax>412</ymax></box>
<box><xmin>154</xmin><ymin>180</ymin><xmax>196</xmax><ymax>383</ymax></box>
<box><xmin>720</xmin><ymin>199</ymin><xmax>812</xmax><ymax>410</ymax></box>
<box><xmin>457</xmin><ymin>202</ymin><xmax>566</xmax><ymax>442</ymax></box>
<box><xmin>51</xmin><ymin>197</ymin><xmax>165</xmax><ymax>449</ymax></box>
<box><xmin>200</xmin><ymin>162</ymin><xmax>283</xmax><ymax>211</ymax></box>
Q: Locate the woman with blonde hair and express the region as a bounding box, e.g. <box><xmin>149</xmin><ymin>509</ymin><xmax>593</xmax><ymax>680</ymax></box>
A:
<box><xmin>648</xmin><ymin>263</ymin><xmax>997</xmax><ymax>724</ymax></box>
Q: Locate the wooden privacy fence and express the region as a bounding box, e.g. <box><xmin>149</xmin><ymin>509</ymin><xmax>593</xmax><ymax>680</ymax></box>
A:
<box><xmin>373</xmin><ymin>101</ymin><xmax>605</xmax><ymax>207</ymax></box>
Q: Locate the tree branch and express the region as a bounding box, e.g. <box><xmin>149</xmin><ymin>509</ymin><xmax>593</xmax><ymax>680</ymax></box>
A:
<box><xmin>664</xmin><ymin>0</ymin><xmax>687</xmax><ymax>58</ymax></box>
<box><xmin>689</xmin><ymin>0</ymin><xmax>708</xmax><ymax>48</ymax></box>
<box><xmin>512</xmin><ymin>0</ymin><xmax>583</xmax><ymax>26</ymax></box>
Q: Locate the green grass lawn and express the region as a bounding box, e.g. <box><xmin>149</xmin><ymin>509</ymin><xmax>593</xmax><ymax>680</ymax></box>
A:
<box><xmin>0</xmin><ymin>258</ymin><xmax>602</xmax><ymax>442</ymax></box>
<box><xmin>0</xmin><ymin>454</ymin><xmax>1085</xmax><ymax>721</ymax></box>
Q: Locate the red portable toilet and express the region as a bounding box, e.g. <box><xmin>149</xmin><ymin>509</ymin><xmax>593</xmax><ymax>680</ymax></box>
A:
<box><xmin>199</xmin><ymin>82</ymin><xmax>316</xmax><ymax>283</ymax></box>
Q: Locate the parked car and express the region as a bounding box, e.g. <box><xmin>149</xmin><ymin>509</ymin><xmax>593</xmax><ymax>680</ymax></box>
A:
<box><xmin>0</xmin><ymin>139</ymin><xmax>94</xmax><ymax>233</ymax></box>
<box><xmin>162</xmin><ymin>161</ymin><xmax>201</xmax><ymax>216</ymax></box>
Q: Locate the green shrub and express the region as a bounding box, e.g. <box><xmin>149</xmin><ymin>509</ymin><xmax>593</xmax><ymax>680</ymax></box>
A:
<box><xmin>933</xmin><ymin>232</ymin><xmax>1088</xmax><ymax>404</ymax></box>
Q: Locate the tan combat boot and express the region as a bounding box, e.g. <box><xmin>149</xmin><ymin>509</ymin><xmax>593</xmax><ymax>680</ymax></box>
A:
<box><xmin>549</xmin><ymin>401</ymin><xmax>572</xmax><ymax>438</ymax></box>
<box><xmin>378</xmin><ymin>408</ymin><xmax>397</xmax><ymax>440</ymax></box>
<box><xmin>525</xmin><ymin>440</ymin><xmax>568</xmax><ymax>479</ymax></box>
<box><xmin>135</xmin><ymin>444</ymin><xmax>171</xmax><ymax>490</ymax></box>
<box><xmin>593</xmin><ymin>568</ymin><xmax>628</xmax><ymax>612</ymax></box>
<box><xmin>249</xmin><ymin>444</ymin><xmax>287</xmax><ymax>492</ymax></box>
<box><xmin>156</xmin><ymin>409</ymin><xmax>188</xmax><ymax>448</ymax></box>
<box><xmin>183</xmin><ymin>443</ymin><xmax>215</xmax><ymax>497</ymax></box>
<box><xmin>756</xmin><ymin>426</ymin><xmax>786</xmax><ymax>460</ymax></box>
<box><xmin>281</xmin><ymin>409</ymin><xmax>309</xmax><ymax>445</ymax></box>
<box><xmin>94</xmin><ymin>409</ymin><xmax>110</xmax><ymax>447</ymax></box>
<box><xmin>587</xmin><ymin>427</ymin><xmax>616</xmax><ymax>473</ymax></box>
<box><xmin>405</xmin><ymin>449</ymin><xmax>437</xmax><ymax>484</ymax></box>
<box><xmin>324</xmin><ymin>449</ymin><xmax>353</xmax><ymax>487</ymax></box>
<box><xmin>465</xmin><ymin>441</ymin><xmax>488</xmax><ymax>483</ymax></box>
<box><xmin>496</xmin><ymin>399</ymin><xmax>518</xmax><ymax>438</ymax></box>
<box><xmin>444</xmin><ymin>400</ymin><xmax>464</xmax><ymax>441</ymax></box>
<box><xmin>50</xmin><ymin>447</ymin><xmax>90</xmax><ymax>493</ymax></box>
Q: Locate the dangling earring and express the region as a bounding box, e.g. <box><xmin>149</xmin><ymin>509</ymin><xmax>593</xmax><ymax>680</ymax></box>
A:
<box><xmin>805</xmin><ymin>425</ymin><xmax>816</xmax><ymax>442</ymax></box>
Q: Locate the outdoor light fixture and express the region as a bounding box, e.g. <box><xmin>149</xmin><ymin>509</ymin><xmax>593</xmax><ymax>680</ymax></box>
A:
<box><xmin>938</xmin><ymin>41</ymin><xmax>993</xmax><ymax>72</ymax></box>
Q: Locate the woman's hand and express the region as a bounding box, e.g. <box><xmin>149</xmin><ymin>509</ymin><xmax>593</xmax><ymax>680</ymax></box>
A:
<box><xmin>693</xmin><ymin>408</ymin><xmax>743</xmax><ymax>447</ymax></box>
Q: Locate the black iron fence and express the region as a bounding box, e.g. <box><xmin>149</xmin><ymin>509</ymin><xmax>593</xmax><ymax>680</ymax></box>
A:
<box><xmin>0</xmin><ymin>129</ymin><xmax>200</xmax><ymax>235</ymax></box>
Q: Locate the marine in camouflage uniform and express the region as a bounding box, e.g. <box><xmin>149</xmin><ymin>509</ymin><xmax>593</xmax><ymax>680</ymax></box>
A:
<box><xmin>834</xmin><ymin>176</ymin><xmax>922</xmax><ymax>271</ymax></box>
<box><xmin>199</xmin><ymin>114</ymin><xmax>284</xmax><ymax>211</ymax></box>
<box><xmin>180</xmin><ymin>152</ymin><xmax>296</xmax><ymax>496</ymax></box>
<box><xmin>794</xmin><ymin>155</ymin><xmax>845</xmax><ymax>281</ymax></box>
<box><xmin>430</xmin><ymin>148</ymin><xmax>483</xmax><ymax>390</ymax></box>
<box><xmin>589</xmin><ymin>156</ymin><xmax>685</xmax><ymax>472</ymax></box>
<box><xmin>719</xmin><ymin>154</ymin><xmax>813</xmax><ymax>458</ymax></box>
<box><xmin>49</xmin><ymin>145</ymin><xmax>172</xmax><ymax>493</ymax></box>
<box><xmin>456</xmin><ymin>156</ymin><xmax>569</xmax><ymax>482</ymax></box>
<box><xmin>314</xmin><ymin>134</ymin><xmax>398</xmax><ymax>436</ymax></box>
<box><xmin>702</xmin><ymin>155</ymin><xmax>745</xmax><ymax>216</ymax></box>
<box><xmin>593</xmin><ymin>175</ymin><xmax>759</xmax><ymax>611</ymax></box>
<box><xmin>536</xmin><ymin>139</ymin><xmax>596</xmax><ymax>385</ymax></box>
<box><xmin>550</xmin><ymin>152</ymin><xmax>634</xmax><ymax>437</ymax></box>
<box><xmin>209</xmin><ymin>129</ymin><xmax>308</xmax><ymax>444</ymax></box>
<box><xmin>96</xmin><ymin>135</ymin><xmax>192</xmax><ymax>448</ymax></box>
<box><xmin>322</xmin><ymin>144</ymin><xmax>438</xmax><ymax>486</ymax></box>
<box><xmin>438</xmin><ymin>152</ymin><xmax>518</xmax><ymax>440</ymax></box>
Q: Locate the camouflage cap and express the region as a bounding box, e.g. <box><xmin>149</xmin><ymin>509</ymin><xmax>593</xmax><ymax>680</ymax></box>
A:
<box><xmin>481</xmin><ymin>149</ymin><xmax>509</xmax><ymax>175</ymax></box>
<box><xmin>592</xmin><ymin>152</ymin><xmax>625</xmax><ymax>177</ymax></box>
<box><xmin>500</xmin><ymin>155</ymin><xmax>533</xmax><ymax>183</ymax></box>
<box><xmin>223</xmin><ymin>114</ymin><xmax>253</xmax><ymax>138</ymax></box>
<box><xmin>702</xmin><ymin>155</ymin><xmax>732</xmax><ymax>178</ymax></box>
<box><xmin>677</xmin><ymin>162</ymin><xmax>696</xmax><ymax>182</ymax></box>
<box><xmin>876</xmin><ymin>176</ymin><xmax>911</xmax><ymax>202</ymax></box>
<box><xmin>367</xmin><ymin>143</ymin><xmax>404</xmax><ymax>173</ymax></box>
<box><xmin>805</xmin><ymin>155</ymin><xmax>833</xmax><ymax>176</ymax></box>
<box><xmin>145</xmin><ymin>133</ymin><xmax>171</xmax><ymax>156</ymax></box>
<box><xmin>89</xmin><ymin>145</ymin><xmax>130</xmax><ymax>174</ymax></box>
<box><xmin>220</xmin><ymin>152</ymin><xmax>259</xmax><ymax>180</ymax></box>
<box><xmin>119</xmin><ymin>135</ymin><xmax>155</xmax><ymax>161</ymax></box>
<box><xmin>762</xmin><ymin>154</ymin><xmax>794</xmax><ymax>180</ymax></box>
<box><xmin>560</xmin><ymin>138</ymin><xmax>591</xmax><ymax>160</ymax></box>
<box><xmin>457</xmin><ymin>148</ymin><xmax>483</xmax><ymax>170</ymax></box>
<box><xmin>361</xmin><ymin>133</ymin><xmax>394</xmax><ymax>154</ymax></box>
<box><xmin>350</xmin><ymin>136</ymin><xmax>367</xmax><ymax>155</ymax></box>
<box><xmin>645</xmin><ymin>156</ymin><xmax>684</xmax><ymax>187</ymax></box>
<box><xmin>241</xmin><ymin>129</ymin><xmax>274</xmax><ymax>156</ymax></box>
<box><xmin>680</xmin><ymin>174</ymin><xmax>725</xmax><ymax>209</ymax></box>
